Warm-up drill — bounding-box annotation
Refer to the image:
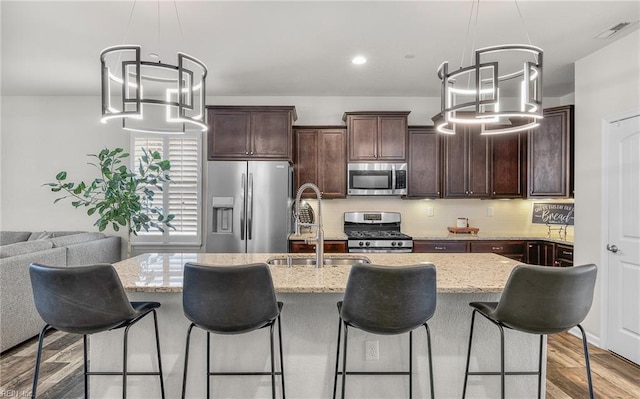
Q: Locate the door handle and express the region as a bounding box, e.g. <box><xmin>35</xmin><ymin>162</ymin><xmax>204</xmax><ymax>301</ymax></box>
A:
<box><xmin>247</xmin><ymin>173</ymin><xmax>253</xmax><ymax>240</ymax></box>
<box><xmin>240</xmin><ymin>173</ymin><xmax>246</xmax><ymax>240</ymax></box>
<box><xmin>607</xmin><ymin>244</ymin><xmax>619</xmax><ymax>253</ymax></box>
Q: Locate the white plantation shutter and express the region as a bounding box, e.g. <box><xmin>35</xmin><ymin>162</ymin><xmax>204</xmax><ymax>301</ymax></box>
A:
<box><xmin>131</xmin><ymin>132</ymin><xmax>201</xmax><ymax>245</ymax></box>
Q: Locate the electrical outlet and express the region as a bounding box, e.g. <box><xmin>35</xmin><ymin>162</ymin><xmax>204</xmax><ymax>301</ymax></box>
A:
<box><xmin>427</xmin><ymin>207</ymin><xmax>434</xmax><ymax>217</ymax></box>
<box><xmin>487</xmin><ymin>207</ymin><xmax>494</xmax><ymax>217</ymax></box>
<box><xmin>365</xmin><ymin>340</ymin><xmax>379</xmax><ymax>360</ymax></box>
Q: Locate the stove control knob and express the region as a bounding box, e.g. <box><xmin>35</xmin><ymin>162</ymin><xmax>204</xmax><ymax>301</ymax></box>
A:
<box><xmin>365</xmin><ymin>241</ymin><xmax>371</xmax><ymax>247</ymax></box>
<box><xmin>391</xmin><ymin>241</ymin><xmax>397</xmax><ymax>246</ymax></box>
<box><xmin>397</xmin><ymin>242</ymin><xmax>403</xmax><ymax>247</ymax></box>
<box><xmin>359</xmin><ymin>241</ymin><xmax>364</xmax><ymax>247</ymax></box>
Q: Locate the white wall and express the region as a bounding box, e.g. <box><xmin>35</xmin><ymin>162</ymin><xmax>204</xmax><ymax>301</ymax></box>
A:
<box><xmin>0</xmin><ymin>96</ymin><xmax>128</xmax><ymax>233</ymax></box>
<box><xmin>574</xmin><ymin>30</ymin><xmax>640</xmax><ymax>344</ymax></box>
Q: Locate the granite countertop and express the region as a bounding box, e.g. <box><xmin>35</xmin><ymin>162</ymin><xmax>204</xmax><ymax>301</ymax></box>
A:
<box><xmin>113</xmin><ymin>252</ymin><xmax>519</xmax><ymax>294</ymax></box>
<box><xmin>289</xmin><ymin>232</ymin><xmax>573</xmax><ymax>244</ymax></box>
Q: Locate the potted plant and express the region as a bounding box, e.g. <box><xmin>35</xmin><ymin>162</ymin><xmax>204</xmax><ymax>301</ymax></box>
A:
<box><xmin>45</xmin><ymin>147</ymin><xmax>175</xmax><ymax>257</ymax></box>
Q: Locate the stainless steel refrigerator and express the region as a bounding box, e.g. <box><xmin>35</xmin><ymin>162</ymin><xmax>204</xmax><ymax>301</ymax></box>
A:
<box><xmin>206</xmin><ymin>161</ymin><xmax>292</xmax><ymax>253</ymax></box>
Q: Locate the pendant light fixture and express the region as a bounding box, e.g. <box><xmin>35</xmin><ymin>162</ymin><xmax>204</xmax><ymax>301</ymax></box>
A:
<box><xmin>433</xmin><ymin>0</ymin><xmax>543</xmax><ymax>135</ymax></box>
<box><xmin>100</xmin><ymin>1</ymin><xmax>207</xmax><ymax>134</ymax></box>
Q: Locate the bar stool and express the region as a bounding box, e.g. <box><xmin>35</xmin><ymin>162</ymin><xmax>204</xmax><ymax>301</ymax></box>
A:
<box><xmin>29</xmin><ymin>263</ymin><xmax>165</xmax><ymax>399</ymax></box>
<box><xmin>462</xmin><ymin>263</ymin><xmax>598</xmax><ymax>399</ymax></box>
<box><xmin>333</xmin><ymin>263</ymin><xmax>437</xmax><ymax>399</ymax></box>
<box><xmin>181</xmin><ymin>262</ymin><xmax>285</xmax><ymax>399</ymax></box>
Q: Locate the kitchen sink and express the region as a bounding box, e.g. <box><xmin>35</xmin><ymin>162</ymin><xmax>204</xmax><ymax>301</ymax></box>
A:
<box><xmin>266</xmin><ymin>256</ymin><xmax>370</xmax><ymax>266</ymax></box>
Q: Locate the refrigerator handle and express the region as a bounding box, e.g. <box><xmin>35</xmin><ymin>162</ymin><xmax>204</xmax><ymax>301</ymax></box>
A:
<box><xmin>240</xmin><ymin>173</ymin><xmax>246</xmax><ymax>240</ymax></box>
<box><xmin>248</xmin><ymin>173</ymin><xmax>253</xmax><ymax>240</ymax></box>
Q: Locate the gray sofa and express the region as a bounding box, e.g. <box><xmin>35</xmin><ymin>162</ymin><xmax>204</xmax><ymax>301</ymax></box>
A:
<box><xmin>0</xmin><ymin>231</ymin><xmax>121</xmax><ymax>352</ymax></box>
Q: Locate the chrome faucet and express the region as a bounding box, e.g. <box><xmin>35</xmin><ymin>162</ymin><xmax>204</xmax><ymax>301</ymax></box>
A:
<box><xmin>294</xmin><ymin>183</ymin><xmax>324</xmax><ymax>268</ymax></box>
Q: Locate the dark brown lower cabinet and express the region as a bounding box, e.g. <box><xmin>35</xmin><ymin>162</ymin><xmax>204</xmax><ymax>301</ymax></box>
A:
<box><xmin>526</xmin><ymin>241</ymin><xmax>555</xmax><ymax>266</ymax></box>
<box><xmin>526</xmin><ymin>241</ymin><xmax>573</xmax><ymax>266</ymax></box>
<box><xmin>289</xmin><ymin>240</ymin><xmax>347</xmax><ymax>253</ymax></box>
<box><xmin>469</xmin><ymin>241</ymin><xmax>525</xmax><ymax>262</ymax></box>
<box><xmin>413</xmin><ymin>241</ymin><xmax>468</xmax><ymax>253</ymax></box>
<box><xmin>554</xmin><ymin>244</ymin><xmax>574</xmax><ymax>267</ymax></box>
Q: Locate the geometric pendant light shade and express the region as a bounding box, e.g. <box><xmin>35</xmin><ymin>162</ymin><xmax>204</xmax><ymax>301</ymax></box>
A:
<box><xmin>433</xmin><ymin>44</ymin><xmax>543</xmax><ymax>135</ymax></box>
<box><xmin>100</xmin><ymin>45</ymin><xmax>208</xmax><ymax>134</ymax></box>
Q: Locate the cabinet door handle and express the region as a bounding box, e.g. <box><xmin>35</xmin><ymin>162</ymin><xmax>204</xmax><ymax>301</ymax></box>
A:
<box><xmin>492</xmin><ymin>246</ymin><xmax>504</xmax><ymax>251</ymax></box>
<box><xmin>434</xmin><ymin>246</ymin><xmax>446</xmax><ymax>250</ymax></box>
<box><xmin>250</xmin><ymin>151</ymin><xmax>254</xmax><ymax>155</ymax></box>
<box><xmin>245</xmin><ymin>151</ymin><xmax>249</xmax><ymax>155</ymax></box>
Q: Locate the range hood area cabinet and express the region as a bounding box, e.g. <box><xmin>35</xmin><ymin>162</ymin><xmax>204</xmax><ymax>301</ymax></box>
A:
<box><xmin>293</xmin><ymin>126</ymin><xmax>347</xmax><ymax>199</ymax></box>
<box><xmin>442</xmin><ymin>125</ymin><xmax>492</xmax><ymax>198</ymax></box>
<box><xmin>207</xmin><ymin>106</ymin><xmax>297</xmax><ymax>161</ymax></box>
<box><xmin>343</xmin><ymin>111</ymin><xmax>410</xmax><ymax>162</ymax></box>
<box><xmin>408</xmin><ymin>126</ymin><xmax>525</xmax><ymax>199</ymax></box>
<box><xmin>527</xmin><ymin>105</ymin><xmax>574</xmax><ymax>198</ymax></box>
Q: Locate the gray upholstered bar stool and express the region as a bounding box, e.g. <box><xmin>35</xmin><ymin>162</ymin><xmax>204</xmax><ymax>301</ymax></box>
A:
<box><xmin>462</xmin><ymin>263</ymin><xmax>598</xmax><ymax>399</ymax></box>
<box><xmin>181</xmin><ymin>262</ymin><xmax>285</xmax><ymax>399</ymax></box>
<box><xmin>29</xmin><ymin>263</ymin><xmax>165</xmax><ymax>399</ymax></box>
<box><xmin>333</xmin><ymin>263</ymin><xmax>437</xmax><ymax>399</ymax></box>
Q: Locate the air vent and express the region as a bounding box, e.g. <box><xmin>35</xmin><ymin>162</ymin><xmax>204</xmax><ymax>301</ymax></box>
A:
<box><xmin>594</xmin><ymin>22</ymin><xmax>632</xmax><ymax>39</ymax></box>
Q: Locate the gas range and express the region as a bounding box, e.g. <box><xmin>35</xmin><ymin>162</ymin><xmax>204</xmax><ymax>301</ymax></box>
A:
<box><xmin>344</xmin><ymin>211</ymin><xmax>413</xmax><ymax>253</ymax></box>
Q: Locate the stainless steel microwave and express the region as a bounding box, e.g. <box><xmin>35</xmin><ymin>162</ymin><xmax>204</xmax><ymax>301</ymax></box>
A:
<box><xmin>347</xmin><ymin>163</ymin><xmax>407</xmax><ymax>196</ymax></box>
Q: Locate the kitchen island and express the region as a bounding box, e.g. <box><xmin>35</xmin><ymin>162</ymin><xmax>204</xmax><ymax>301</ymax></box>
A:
<box><xmin>91</xmin><ymin>253</ymin><xmax>543</xmax><ymax>398</ymax></box>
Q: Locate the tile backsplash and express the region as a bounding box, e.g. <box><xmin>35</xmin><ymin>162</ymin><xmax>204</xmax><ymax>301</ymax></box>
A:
<box><xmin>299</xmin><ymin>197</ymin><xmax>575</xmax><ymax>238</ymax></box>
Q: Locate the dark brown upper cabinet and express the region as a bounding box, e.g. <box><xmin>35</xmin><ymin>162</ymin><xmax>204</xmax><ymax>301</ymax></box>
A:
<box><xmin>407</xmin><ymin>126</ymin><xmax>441</xmax><ymax>198</ymax></box>
<box><xmin>207</xmin><ymin>106</ymin><xmax>297</xmax><ymax>161</ymax></box>
<box><xmin>527</xmin><ymin>105</ymin><xmax>574</xmax><ymax>198</ymax></box>
<box><xmin>491</xmin><ymin>133</ymin><xmax>525</xmax><ymax>198</ymax></box>
<box><xmin>442</xmin><ymin>125</ymin><xmax>491</xmax><ymax>198</ymax></box>
<box><xmin>343</xmin><ymin>111</ymin><xmax>409</xmax><ymax>162</ymax></box>
<box><xmin>293</xmin><ymin>126</ymin><xmax>347</xmax><ymax>199</ymax></box>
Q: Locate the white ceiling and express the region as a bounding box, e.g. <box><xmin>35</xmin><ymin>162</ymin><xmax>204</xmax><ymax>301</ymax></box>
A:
<box><xmin>2</xmin><ymin>0</ymin><xmax>639</xmax><ymax>98</ymax></box>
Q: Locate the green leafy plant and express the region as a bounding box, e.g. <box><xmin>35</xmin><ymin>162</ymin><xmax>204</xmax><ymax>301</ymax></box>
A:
<box><xmin>45</xmin><ymin>147</ymin><xmax>175</xmax><ymax>235</ymax></box>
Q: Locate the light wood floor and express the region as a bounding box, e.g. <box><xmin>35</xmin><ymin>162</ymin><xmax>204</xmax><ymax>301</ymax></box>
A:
<box><xmin>1</xmin><ymin>329</ymin><xmax>638</xmax><ymax>398</ymax></box>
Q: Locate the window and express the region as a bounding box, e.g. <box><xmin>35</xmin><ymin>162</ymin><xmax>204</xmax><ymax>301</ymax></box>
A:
<box><xmin>130</xmin><ymin>132</ymin><xmax>201</xmax><ymax>246</ymax></box>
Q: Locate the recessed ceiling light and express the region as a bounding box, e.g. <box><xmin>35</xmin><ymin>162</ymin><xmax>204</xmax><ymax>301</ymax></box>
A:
<box><xmin>352</xmin><ymin>56</ymin><xmax>367</xmax><ymax>65</ymax></box>
<box><xmin>149</xmin><ymin>52</ymin><xmax>160</xmax><ymax>59</ymax></box>
<box><xmin>404</xmin><ymin>54</ymin><xmax>416</xmax><ymax>59</ymax></box>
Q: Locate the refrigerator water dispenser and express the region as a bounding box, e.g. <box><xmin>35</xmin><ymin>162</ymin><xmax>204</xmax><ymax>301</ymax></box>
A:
<box><xmin>211</xmin><ymin>197</ymin><xmax>234</xmax><ymax>233</ymax></box>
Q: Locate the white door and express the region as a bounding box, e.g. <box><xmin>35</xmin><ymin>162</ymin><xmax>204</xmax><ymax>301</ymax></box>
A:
<box><xmin>606</xmin><ymin>115</ymin><xmax>640</xmax><ymax>365</ymax></box>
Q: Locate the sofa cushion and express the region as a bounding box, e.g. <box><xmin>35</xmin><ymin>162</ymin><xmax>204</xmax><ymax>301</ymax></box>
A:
<box><xmin>50</xmin><ymin>232</ymin><xmax>105</xmax><ymax>248</ymax></box>
<box><xmin>0</xmin><ymin>231</ymin><xmax>31</xmax><ymax>245</ymax></box>
<box><xmin>28</xmin><ymin>231</ymin><xmax>54</xmax><ymax>241</ymax></box>
<box><xmin>0</xmin><ymin>240</ymin><xmax>54</xmax><ymax>258</ymax></box>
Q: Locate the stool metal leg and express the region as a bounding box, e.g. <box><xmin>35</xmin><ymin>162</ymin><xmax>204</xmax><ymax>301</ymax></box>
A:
<box><xmin>332</xmin><ymin>317</ymin><xmax>343</xmax><ymax>399</ymax></box>
<box><xmin>498</xmin><ymin>324</ymin><xmax>505</xmax><ymax>399</ymax></box>
<box><xmin>123</xmin><ymin>324</ymin><xmax>132</xmax><ymax>399</ymax></box>
<box><xmin>577</xmin><ymin>324</ymin><xmax>595</xmax><ymax>399</ymax></box>
<box><xmin>181</xmin><ymin>323</ymin><xmax>195</xmax><ymax>399</ymax></box>
<box><xmin>151</xmin><ymin>310</ymin><xmax>166</xmax><ymax>399</ymax></box>
<box><xmin>537</xmin><ymin>335</ymin><xmax>544</xmax><ymax>399</ymax></box>
<box><xmin>83</xmin><ymin>334</ymin><xmax>89</xmax><ymax>399</ymax></box>
<box><xmin>270</xmin><ymin>323</ymin><xmax>276</xmax><ymax>399</ymax></box>
<box><xmin>277</xmin><ymin>315</ymin><xmax>286</xmax><ymax>399</ymax></box>
<box><xmin>206</xmin><ymin>331</ymin><xmax>211</xmax><ymax>399</ymax></box>
<box><xmin>462</xmin><ymin>309</ymin><xmax>478</xmax><ymax>398</ymax></box>
<box><xmin>409</xmin><ymin>330</ymin><xmax>413</xmax><ymax>399</ymax></box>
<box><xmin>340</xmin><ymin>323</ymin><xmax>349</xmax><ymax>399</ymax></box>
<box><xmin>424</xmin><ymin>323</ymin><xmax>435</xmax><ymax>399</ymax></box>
<box><xmin>31</xmin><ymin>324</ymin><xmax>52</xmax><ymax>399</ymax></box>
